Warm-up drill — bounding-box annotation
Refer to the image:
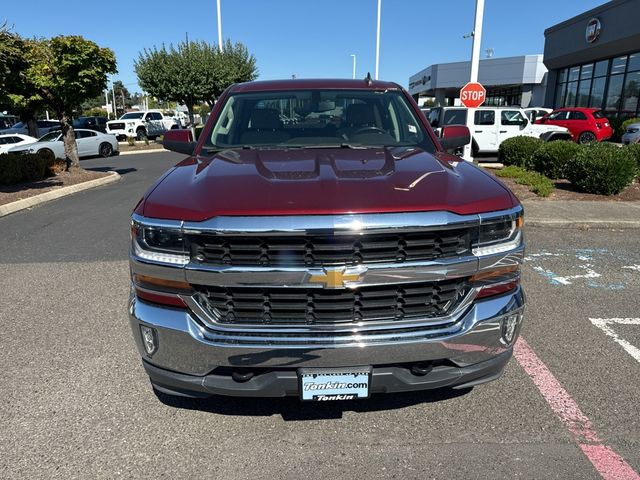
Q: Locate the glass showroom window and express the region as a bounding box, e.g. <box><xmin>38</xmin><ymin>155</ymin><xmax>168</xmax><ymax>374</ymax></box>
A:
<box><xmin>556</xmin><ymin>52</ymin><xmax>640</xmax><ymax>116</ymax></box>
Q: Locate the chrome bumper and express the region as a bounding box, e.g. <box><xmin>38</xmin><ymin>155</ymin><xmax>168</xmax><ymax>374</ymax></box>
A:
<box><xmin>129</xmin><ymin>286</ymin><xmax>524</xmax><ymax>376</ymax></box>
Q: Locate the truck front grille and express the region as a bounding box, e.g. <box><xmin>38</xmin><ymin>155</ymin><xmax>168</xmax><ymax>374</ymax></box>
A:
<box><xmin>186</xmin><ymin>229</ymin><xmax>470</xmax><ymax>267</ymax></box>
<box><xmin>108</xmin><ymin>122</ymin><xmax>124</xmax><ymax>130</ymax></box>
<box><xmin>196</xmin><ymin>278</ymin><xmax>469</xmax><ymax>326</ymax></box>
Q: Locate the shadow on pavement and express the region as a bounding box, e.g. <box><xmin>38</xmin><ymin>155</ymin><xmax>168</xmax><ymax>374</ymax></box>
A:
<box><xmin>87</xmin><ymin>166</ymin><xmax>137</xmax><ymax>175</ymax></box>
<box><xmin>153</xmin><ymin>387</ymin><xmax>473</xmax><ymax>420</ymax></box>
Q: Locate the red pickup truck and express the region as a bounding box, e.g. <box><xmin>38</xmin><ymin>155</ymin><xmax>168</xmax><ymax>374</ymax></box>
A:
<box><xmin>129</xmin><ymin>79</ymin><xmax>525</xmax><ymax>401</ymax></box>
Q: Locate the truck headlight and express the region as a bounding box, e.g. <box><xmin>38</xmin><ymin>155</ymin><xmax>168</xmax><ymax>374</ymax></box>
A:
<box><xmin>131</xmin><ymin>220</ymin><xmax>189</xmax><ymax>265</ymax></box>
<box><xmin>472</xmin><ymin>209</ymin><xmax>523</xmax><ymax>256</ymax></box>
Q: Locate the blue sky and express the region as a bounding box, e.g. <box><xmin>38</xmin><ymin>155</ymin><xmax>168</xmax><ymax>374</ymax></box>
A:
<box><xmin>3</xmin><ymin>0</ymin><xmax>605</xmax><ymax>93</ymax></box>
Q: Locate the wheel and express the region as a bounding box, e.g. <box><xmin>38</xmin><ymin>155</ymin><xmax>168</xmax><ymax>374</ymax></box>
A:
<box><xmin>578</xmin><ymin>131</ymin><xmax>597</xmax><ymax>144</ymax></box>
<box><xmin>99</xmin><ymin>142</ymin><xmax>113</xmax><ymax>158</ymax></box>
<box><xmin>136</xmin><ymin>128</ymin><xmax>148</xmax><ymax>141</ymax></box>
<box><xmin>38</xmin><ymin>148</ymin><xmax>55</xmax><ymax>162</ymax></box>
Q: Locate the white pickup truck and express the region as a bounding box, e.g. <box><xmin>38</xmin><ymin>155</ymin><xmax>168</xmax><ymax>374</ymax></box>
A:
<box><xmin>427</xmin><ymin>106</ymin><xmax>572</xmax><ymax>155</ymax></box>
<box><xmin>106</xmin><ymin>110</ymin><xmax>179</xmax><ymax>141</ymax></box>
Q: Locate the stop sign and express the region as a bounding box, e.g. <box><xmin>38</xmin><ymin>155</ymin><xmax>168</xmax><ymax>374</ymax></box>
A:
<box><xmin>460</xmin><ymin>82</ymin><xmax>486</xmax><ymax>108</ymax></box>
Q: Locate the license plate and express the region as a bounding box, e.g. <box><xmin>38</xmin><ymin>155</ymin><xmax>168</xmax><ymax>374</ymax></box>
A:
<box><xmin>299</xmin><ymin>367</ymin><xmax>371</xmax><ymax>401</ymax></box>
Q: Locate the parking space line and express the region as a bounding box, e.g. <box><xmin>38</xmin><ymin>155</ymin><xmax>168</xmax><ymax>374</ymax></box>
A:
<box><xmin>589</xmin><ymin>318</ymin><xmax>640</xmax><ymax>364</ymax></box>
<box><xmin>514</xmin><ymin>338</ymin><xmax>640</xmax><ymax>480</ymax></box>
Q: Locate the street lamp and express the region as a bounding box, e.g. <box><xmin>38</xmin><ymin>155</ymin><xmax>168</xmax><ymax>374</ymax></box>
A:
<box><xmin>216</xmin><ymin>0</ymin><xmax>223</xmax><ymax>52</ymax></box>
<box><xmin>462</xmin><ymin>0</ymin><xmax>485</xmax><ymax>162</ymax></box>
<box><xmin>350</xmin><ymin>54</ymin><xmax>356</xmax><ymax>79</ymax></box>
<box><xmin>375</xmin><ymin>0</ymin><xmax>381</xmax><ymax>80</ymax></box>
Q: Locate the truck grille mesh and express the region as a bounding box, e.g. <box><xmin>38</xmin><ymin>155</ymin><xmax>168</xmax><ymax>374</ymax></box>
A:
<box><xmin>186</xmin><ymin>229</ymin><xmax>470</xmax><ymax>267</ymax></box>
<box><xmin>196</xmin><ymin>278</ymin><xmax>469</xmax><ymax>325</ymax></box>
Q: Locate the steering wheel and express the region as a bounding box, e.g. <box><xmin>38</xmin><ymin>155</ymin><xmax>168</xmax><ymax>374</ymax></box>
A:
<box><xmin>353</xmin><ymin>126</ymin><xmax>387</xmax><ymax>135</ymax></box>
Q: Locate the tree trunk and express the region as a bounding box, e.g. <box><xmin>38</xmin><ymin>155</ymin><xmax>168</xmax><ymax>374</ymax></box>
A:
<box><xmin>26</xmin><ymin>115</ymin><xmax>38</xmax><ymax>138</ymax></box>
<box><xmin>186</xmin><ymin>103</ymin><xmax>195</xmax><ymax>127</ymax></box>
<box><xmin>59</xmin><ymin>114</ymin><xmax>79</xmax><ymax>170</ymax></box>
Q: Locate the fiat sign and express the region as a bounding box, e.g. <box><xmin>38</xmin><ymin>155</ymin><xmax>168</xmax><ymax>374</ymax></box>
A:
<box><xmin>586</xmin><ymin>18</ymin><xmax>601</xmax><ymax>43</ymax></box>
<box><xmin>460</xmin><ymin>82</ymin><xmax>486</xmax><ymax>108</ymax></box>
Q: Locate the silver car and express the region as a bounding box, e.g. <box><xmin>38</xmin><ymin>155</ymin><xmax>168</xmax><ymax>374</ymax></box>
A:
<box><xmin>8</xmin><ymin>129</ymin><xmax>119</xmax><ymax>159</ymax></box>
<box><xmin>622</xmin><ymin>123</ymin><xmax>640</xmax><ymax>145</ymax></box>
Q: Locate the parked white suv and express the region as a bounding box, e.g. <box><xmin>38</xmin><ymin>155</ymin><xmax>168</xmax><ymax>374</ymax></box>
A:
<box><xmin>428</xmin><ymin>107</ymin><xmax>572</xmax><ymax>155</ymax></box>
<box><xmin>106</xmin><ymin>110</ymin><xmax>178</xmax><ymax>141</ymax></box>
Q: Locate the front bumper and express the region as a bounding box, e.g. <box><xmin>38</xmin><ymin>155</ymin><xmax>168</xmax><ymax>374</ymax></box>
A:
<box><xmin>129</xmin><ymin>287</ymin><xmax>524</xmax><ymax>397</ymax></box>
<box><xmin>107</xmin><ymin>128</ymin><xmax>134</xmax><ymax>139</ymax></box>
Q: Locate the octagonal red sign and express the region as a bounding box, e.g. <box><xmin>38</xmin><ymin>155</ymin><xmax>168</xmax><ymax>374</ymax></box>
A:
<box><xmin>460</xmin><ymin>82</ymin><xmax>486</xmax><ymax>108</ymax></box>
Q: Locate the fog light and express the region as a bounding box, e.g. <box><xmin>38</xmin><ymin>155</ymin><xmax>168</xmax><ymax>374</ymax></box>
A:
<box><xmin>140</xmin><ymin>325</ymin><xmax>158</xmax><ymax>355</ymax></box>
<box><xmin>501</xmin><ymin>312</ymin><xmax>522</xmax><ymax>344</ymax></box>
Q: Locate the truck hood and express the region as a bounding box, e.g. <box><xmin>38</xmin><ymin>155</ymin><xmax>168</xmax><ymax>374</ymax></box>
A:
<box><xmin>141</xmin><ymin>147</ymin><xmax>516</xmax><ymax>221</ymax></box>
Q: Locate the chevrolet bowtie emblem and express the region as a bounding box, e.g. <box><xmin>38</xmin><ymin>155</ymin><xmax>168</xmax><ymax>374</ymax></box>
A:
<box><xmin>308</xmin><ymin>267</ymin><xmax>366</xmax><ymax>288</ymax></box>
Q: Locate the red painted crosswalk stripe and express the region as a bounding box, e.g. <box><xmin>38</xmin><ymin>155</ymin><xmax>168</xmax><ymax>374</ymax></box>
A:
<box><xmin>514</xmin><ymin>338</ymin><xmax>640</xmax><ymax>480</ymax></box>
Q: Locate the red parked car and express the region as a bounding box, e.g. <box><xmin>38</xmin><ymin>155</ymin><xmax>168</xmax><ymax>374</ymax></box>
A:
<box><xmin>535</xmin><ymin>107</ymin><xmax>613</xmax><ymax>144</ymax></box>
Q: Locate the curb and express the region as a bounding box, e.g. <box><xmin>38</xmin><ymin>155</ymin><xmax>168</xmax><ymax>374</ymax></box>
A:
<box><xmin>0</xmin><ymin>171</ymin><xmax>121</xmax><ymax>218</ymax></box>
<box><xmin>119</xmin><ymin>148</ymin><xmax>168</xmax><ymax>156</ymax></box>
<box><xmin>525</xmin><ymin>219</ymin><xmax>640</xmax><ymax>229</ymax></box>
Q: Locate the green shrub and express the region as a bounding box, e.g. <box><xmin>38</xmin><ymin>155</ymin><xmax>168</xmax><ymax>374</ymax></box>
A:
<box><xmin>82</xmin><ymin>107</ymin><xmax>108</xmax><ymax>118</ymax></box>
<box><xmin>531</xmin><ymin>141</ymin><xmax>581</xmax><ymax>179</ymax></box>
<box><xmin>495</xmin><ymin>166</ymin><xmax>555</xmax><ymax>197</ymax></box>
<box><xmin>567</xmin><ymin>142</ymin><xmax>637</xmax><ymax>195</ymax></box>
<box><xmin>126</xmin><ymin>136</ymin><xmax>135</xmax><ymax>146</ymax></box>
<box><xmin>0</xmin><ymin>153</ymin><xmax>51</xmax><ymax>186</ymax></box>
<box><xmin>498</xmin><ymin>136</ymin><xmax>544</xmax><ymax>169</ymax></box>
<box><xmin>623</xmin><ymin>143</ymin><xmax>640</xmax><ymax>175</ymax></box>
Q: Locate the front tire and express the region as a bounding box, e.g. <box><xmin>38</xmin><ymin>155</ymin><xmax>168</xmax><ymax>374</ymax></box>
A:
<box><xmin>99</xmin><ymin>142</ymin><xmax>113</xmax><ymax>158</ymax></box>
<box><xmin>38</xmin><ymin>148</ymin><xmax>55</xmax><ymax>162</ymax></box>
<box><xmin>578</xmin><ymin>131</ymin><xmax>597</xmax><ymax>144</ymax></box>
<box><xmin>136</xmin><ymin>128</ymin><xmax>148</xmax><ymax>141</ymax></box>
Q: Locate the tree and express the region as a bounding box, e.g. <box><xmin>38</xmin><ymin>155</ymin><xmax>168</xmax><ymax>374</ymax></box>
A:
<box><xmin>214</xmin><ymin>40</ymin><xmax>259</xmax><ymax>96</ymax></box>
<box><xmin>112</xmin><ymin>80</ymin><xmax>133</xmax><ymax>116</ymax></box>
<box><xmin>27</xmin><ymin>36</ymin><xmax>117</xmax><ymax>168</ymax></box>
<box><xmin>135</xmin><ymin>39</ymin><xmax>257</xmax><ymax>124</ymax></box>
<box><xmin>0</xmin><ymin>26</ymin><xmax>43</xmax><ymax>137</ymax></box>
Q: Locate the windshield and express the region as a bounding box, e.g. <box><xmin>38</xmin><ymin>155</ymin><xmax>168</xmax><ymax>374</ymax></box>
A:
<box><xmin>206</xmin><ymin>89</ymin><xmax>435</xmax><ymax>152</ymax></box>
<box><xmin>592</xmin><ymin>110</ymin><xmax>606</xmax><ymax>119</ymax></box>
<box><xmin>38</xmin><ymin>132</ymin><xmax>61</xmax><ymax>142</ymax></box>
<box><xmin>120</xmin><ymin>112</ymin><xmax>144</xmax><ymax>120</ymax></box>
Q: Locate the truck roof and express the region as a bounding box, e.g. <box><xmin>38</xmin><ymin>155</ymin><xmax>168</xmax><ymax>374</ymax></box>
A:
<box><xmin>229</xmin><ymin>78</ymin><xmax>402</xmax><ymax>93</ymax></box>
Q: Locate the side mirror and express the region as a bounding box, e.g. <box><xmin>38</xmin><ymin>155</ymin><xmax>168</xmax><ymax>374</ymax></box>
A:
<box><xmin>162</xmin><ymin>129</ymin><xmax>196</xmax><ymax>155</ymax></box>
<box><xmin>439</xmin><ymin>125</ymin><xmax>471</xmax><ymax>152</ymax></box>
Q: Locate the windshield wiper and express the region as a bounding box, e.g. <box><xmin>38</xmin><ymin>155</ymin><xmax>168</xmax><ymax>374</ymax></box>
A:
<box><xmin>285</xmin><ymin>143</ymin><xmax>369</xmax><ymax>150</ymax></box>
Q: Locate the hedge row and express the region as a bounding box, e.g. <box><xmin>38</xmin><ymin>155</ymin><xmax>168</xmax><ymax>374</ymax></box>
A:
<box><xmin>0</xmin><ymin>153</ymin><xmax>66</xmax><ymax>186</ymax></box>
<box><xmin>498</xmin><ymin>136</ymin><xmax>638</xmax><ymax>195</ymax></box>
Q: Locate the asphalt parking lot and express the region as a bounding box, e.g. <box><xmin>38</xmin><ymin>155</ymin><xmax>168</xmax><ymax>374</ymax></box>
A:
<box><xmin>1</xmin><ymin>152</ymin><xmax>638</xmax><ymax>479</ymax></box>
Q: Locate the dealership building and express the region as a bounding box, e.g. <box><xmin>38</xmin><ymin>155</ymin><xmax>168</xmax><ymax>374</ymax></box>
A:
<box><xmin>408</xmin><ymin>55</ymin><xmax>547</xmax><ymax>108</ymax></box>
<box><xmin>543</xmin><ymin>0</ymin><xmax>640</xmax><ymax>118</ymax></box>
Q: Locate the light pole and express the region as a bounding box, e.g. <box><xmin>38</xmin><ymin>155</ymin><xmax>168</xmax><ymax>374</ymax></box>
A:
<box><xmin>350</xmin><ymin>54</ymin><xmax>356</xmax><ymax>79</ymax></box>
<box><xmin>216</xmin><ymin>0</ymin><xmax>223</xmax><ymax>52</ymax></box>
<box><xmin>462</xmin><ymin>0</ymin><xmax>485</xmax><ymax>162</ymax></box>
<box><xmin>375</xmin><ymin>0</ymin><xmax>381</xmax><ymax>80</ymax></box>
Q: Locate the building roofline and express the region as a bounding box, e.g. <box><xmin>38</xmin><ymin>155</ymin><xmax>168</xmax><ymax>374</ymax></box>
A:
<box><xmin>544</xmin><ymin>0</ymin><xmax>632</xmax><ymax>36</ymax></box>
